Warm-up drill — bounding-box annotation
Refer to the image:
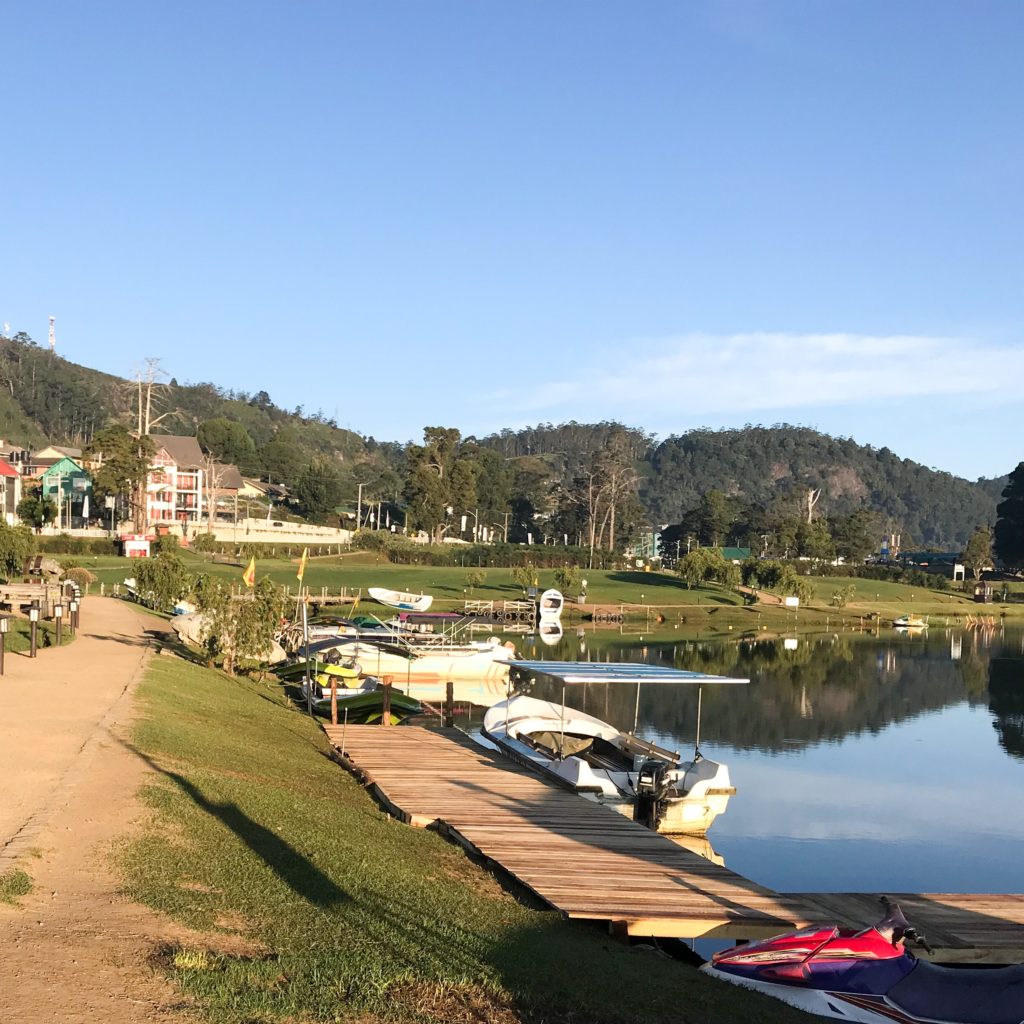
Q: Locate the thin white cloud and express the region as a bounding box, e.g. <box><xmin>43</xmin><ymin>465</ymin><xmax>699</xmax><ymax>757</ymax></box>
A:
<box><xmin>483</xmin><ymin>332</ymin><xmax>1024</xmax><ymax>420</ymax></box>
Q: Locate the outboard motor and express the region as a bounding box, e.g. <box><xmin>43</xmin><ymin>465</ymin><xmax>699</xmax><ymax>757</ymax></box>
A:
<box><xmin>634</xmin><ymin>759</ymin><xmax>671</xmax><ymax>831</ymax></box>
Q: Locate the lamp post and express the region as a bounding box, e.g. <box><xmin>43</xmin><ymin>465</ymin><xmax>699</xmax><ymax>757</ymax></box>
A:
<box><xmin>0</xmin><ymin>616</ymin><xmax>8</xmax><ymax>675</ymax></box>
<box><xmin>68</xmin><ymin>600</ymin><xmax>78</xmax><ymax>638</ymax></box>
<box><xmin>29</xmin><ymin>602</ymin><xmax>39</xmax><ymax>658</ymax></box>
<box><xmin>54</xmin><ymin>602</ymin><xmax>64</xmax><ymax>646</ymax></box>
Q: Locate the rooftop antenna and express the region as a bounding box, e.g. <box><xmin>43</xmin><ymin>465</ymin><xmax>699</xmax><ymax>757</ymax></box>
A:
<box><xmin>48</xmin><ymin>315</ymin><xmax>56</xmax><ymax>352</ymax></box>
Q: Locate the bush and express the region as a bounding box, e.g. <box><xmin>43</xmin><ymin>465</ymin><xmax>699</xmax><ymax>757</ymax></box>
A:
<box><xmin>553</xmin><ymin>564</ymin><xmax>581</xmax><ymax>594</ymax></box>
<box><xmin>63</xmin><ymin>566</ymin><xmax>98</xmax><ymax>589</ymax></box>
<box><xmin>37</xmin><ymin>536</ymin><xmax>118</xmax><ymax>556</ymax></box>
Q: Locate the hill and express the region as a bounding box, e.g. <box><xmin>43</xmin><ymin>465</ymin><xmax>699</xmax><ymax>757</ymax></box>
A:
<box><xmin>0</xmin><ymin>331</ymin><xmax>1006</xmax><ymax>546</ymax></box>
<box><xmin>479</xmin><ymin>423</ymin><xmax>1005</xmax><ymax>549</ymax></box>
<box><xmin>0</xmin><ymin>332</ymin><xmax>380</xmax><ymax>491</ymax></box>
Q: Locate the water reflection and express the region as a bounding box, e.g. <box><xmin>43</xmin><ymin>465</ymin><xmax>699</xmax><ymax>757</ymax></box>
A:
<box><xmin>515</xmin><ymin>626</ymin><xmax>1024</xmax><ymax>891</ymax></box>
<box><xmin>522</xmin><ymin>628</ymin><xmax>1021</xmax><ymax>756</ymax></box>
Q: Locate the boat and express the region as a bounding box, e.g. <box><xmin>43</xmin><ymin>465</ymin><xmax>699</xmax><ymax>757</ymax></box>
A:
<box><xmin>299</xmin><ymin>678</ymin><xmax>422</xmax><ymax>723</ymax></box>
<box><xmin>538</xmin><ymin>588</ymin><xmax>564</xmax><ymax>620</ymax></box>
<box><xmin>368</xmin><ymin>587</ymin><xmax>433</xmax><ymax>612</ymax></box>
<box><xmin>538</xmin><ymin>619</ymin><xmax>563</xmax><ymax>646</ymax></box>
<box><xmin>893</xmin><ymin>614</ymin><xmax>929</xmax><ymax>629</ymax></box>
<box><xmin>292</xmin><ymin>634</ymin><xmax>516</xmax><ymax>684</ymax></box>
<box><xmin>702</xmin><ymin>898</ymin><xmax>1024</xmax><ymax>1024</ymax></box>
<box><xmin>482</xmin><ymin>693</ymin><xmax>735</xmax><ymax>835</ymax></box>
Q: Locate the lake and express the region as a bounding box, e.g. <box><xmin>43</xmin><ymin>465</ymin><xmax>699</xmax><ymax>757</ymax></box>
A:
<box><xmin>519</xmin><ymin>625</ymin><xmax>1024</xmax><ymax>895</ymax></box>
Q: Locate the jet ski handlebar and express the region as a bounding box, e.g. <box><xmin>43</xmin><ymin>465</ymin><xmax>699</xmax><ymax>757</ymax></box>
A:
<box><xmin>878</xmin><ymin>896</ymin><xmax>934</xmax><ymax>954</ymax></box>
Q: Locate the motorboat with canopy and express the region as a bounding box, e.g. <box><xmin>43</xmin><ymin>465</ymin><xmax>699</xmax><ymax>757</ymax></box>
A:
<box><xmin>482</xmin><ymin>661</ymin><xmax>748</xmax><ymax>835</ymax></box>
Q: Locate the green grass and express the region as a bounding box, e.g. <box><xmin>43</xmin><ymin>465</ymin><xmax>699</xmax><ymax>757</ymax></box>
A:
<box><xmin>121</xmin><ymin>656</ymin><xmax>809</xmax><ymax>1024</ymax></box>
<box><xmin>2</xmin><ymin>618</ymin><xmax>74</xmax><ymax>655</ymax></box>
<box><xmin>0</xmin><ymin>868</ymin><xmax>33</xmax><ymax>904</ymax></box>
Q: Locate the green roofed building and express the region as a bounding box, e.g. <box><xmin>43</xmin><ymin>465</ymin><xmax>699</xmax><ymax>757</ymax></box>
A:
<box><xmin>40</xmin><ymin>456</ymin><xmax>93</xmax><ymax>530</ymax></box>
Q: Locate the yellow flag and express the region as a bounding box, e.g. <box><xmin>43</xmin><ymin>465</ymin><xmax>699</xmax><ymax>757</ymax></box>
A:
<box><xmin>242</xmin><ymin>555</ymin><xmax>256</xmax><ymax>588</ymax></box>
<box><xmin>350</xmin><ymin>592</ymin><xmax>360</xmax><ymax>616</ymax></box>
<box><xmin>297</xmin><ymin>547</ymin><xmax>309</xmax><ymax>583</ymax></box>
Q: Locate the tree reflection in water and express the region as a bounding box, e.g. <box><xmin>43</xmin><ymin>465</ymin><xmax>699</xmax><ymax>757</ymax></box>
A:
<box><xmin>525</xmin><ymin>628</ymin><xmax>1024</xmax><ymax>758</ymax></box>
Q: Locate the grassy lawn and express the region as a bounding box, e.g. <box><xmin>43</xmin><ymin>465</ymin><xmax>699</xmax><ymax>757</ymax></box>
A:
<box><xmin>83</xmin><ymin>552</ymin><xmax>739</xmax><ymax>608</ymax></box>
<box><xmin>122</xmin><ymin>656</ymin><xmax>808</xmax><ymax>1024</ymax></box>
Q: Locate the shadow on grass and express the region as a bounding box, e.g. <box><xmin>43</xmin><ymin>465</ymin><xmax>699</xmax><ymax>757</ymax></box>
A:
<box><xmin>121</xmin><ymin>738</ymin><xmax>348</xmax><ymax>909</ymax></box>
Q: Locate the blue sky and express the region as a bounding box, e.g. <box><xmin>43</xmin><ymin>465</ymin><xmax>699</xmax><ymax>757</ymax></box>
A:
<box><xmin>2</xmin><ymin>1</ymin><xmax>1022</xmax><ymax>479</ymax></box>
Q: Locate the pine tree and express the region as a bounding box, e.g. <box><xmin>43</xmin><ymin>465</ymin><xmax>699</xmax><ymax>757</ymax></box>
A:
<box><xmin>995</xmin><ymin>463</ymin><xmax>1024</xmax><ymax>569</ymax></box>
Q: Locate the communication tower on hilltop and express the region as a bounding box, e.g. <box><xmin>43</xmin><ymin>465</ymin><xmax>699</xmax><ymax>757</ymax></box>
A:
<box><xmin>48</xmin><ymin>316</ymin><xmax>56</xmax><ymax>352</ymax></box>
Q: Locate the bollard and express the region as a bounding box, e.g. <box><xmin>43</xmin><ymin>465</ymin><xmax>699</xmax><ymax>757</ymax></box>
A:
<box><xmin>444</xmin><ymin>681</ymin><xmax>454</xmax><ymax>727</ymax></box>
<box><xmin>29</xmin><ymin>602</ymin><xmax>40</xmax><ymax>658</ymax></box>
<box><xmin>54</xmin><ymin>602</ymin><xmax>64</xmax><ymax>646</ymax></box>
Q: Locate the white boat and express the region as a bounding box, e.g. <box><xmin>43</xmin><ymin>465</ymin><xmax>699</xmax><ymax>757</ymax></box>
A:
<box><xmin>368</xmin><ymin>587</ymin><xmax>433</xmax><ymax>612</ymax></box>
<box><xmin>538</xmin><ymin>619</ymin><xmax>563</xmax><ymax>646</ymax></box>
<box><xmin>893</xmin><ymin>614</ymin><xmax>928</xmax><ymax>629</ymax></box>
<box><xmin>482</xmin><ymin>694</ymin><xmax>735</xmax><ymax>835</ymax></box>
<box><xmin>538</xmin><ymin>588</ymin><xmax>564</xmax><ymax>620</ymax></box>
<box><xmin>305</xmin><ymin>634</ymin><xmax>515</xmax><ymax>684</ymax></box>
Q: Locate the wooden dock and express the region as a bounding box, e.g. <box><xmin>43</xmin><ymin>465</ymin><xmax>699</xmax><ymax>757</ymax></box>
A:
<box><xmin>324</xmin><ymin>724</ymin><xmax>1024</xmax><ymax>962</ymax></box>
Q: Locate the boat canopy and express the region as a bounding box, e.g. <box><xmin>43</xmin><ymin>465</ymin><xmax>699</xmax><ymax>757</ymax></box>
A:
<box><xmin>508</xmin><ymin>661</ymin><xmax>749</xmax><ymax>685</ymax></box>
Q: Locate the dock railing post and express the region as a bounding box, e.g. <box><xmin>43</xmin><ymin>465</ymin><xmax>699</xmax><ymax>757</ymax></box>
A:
<box><xmin>330</xmin><ymin>676</ymin><xmax>338</xmax><ymax>725</ymax></box>
<box><xmin>381</xmin><ymin>675</ymin><xmax>392</xmax><ymax>726</ymax></box>
<box><xmin>444</xmin><ymin>680</ymin><xmax>454</xmax><ymax>727</ymax></box>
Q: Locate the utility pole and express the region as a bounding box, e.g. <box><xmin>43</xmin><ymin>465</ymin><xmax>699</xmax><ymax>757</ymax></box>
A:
<box><xmin>356</xmin><ymin>482</ymin><xmax>364</xmax><ymax>532</ymax></box>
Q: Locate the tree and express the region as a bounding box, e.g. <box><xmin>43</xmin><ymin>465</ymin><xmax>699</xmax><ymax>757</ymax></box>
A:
<box><xmin>193</xmin><ymin>576</ymin><xmax>286</xmax><ymax>675</ymax></box>
<box><xmin>261</xmin><ymin>430</ymin><xmax>304</xmax><ymax>488</ymax></box>
<box><xmin>795</xmin><ymin>519</ymin><xmax>836</xmax><ymax>561</ymax></box>
<box><xmin>464</xmin><ymin>569</ymin><xmax>486</xmax><ymax>594</ymax></box>
<box><xmin>197</xmin><ymin>418</ymin><xmax>259</xmax><ymax>475</ymax></box>
<box><xmin>995</xmin><ymin>463</ymin><xmax>1024</xmax><ymax>569</ymax></box>
<box><xmin>0</xmin><ymin>522</ymin><xmax>34</xmax><ymax>577</ymax></box>
<box><xmin>404</xmin><ymin>427</ymin><xmax>478</xmax><ymax>543</ymax></box>
<box><xmin>84</xmin><ymin>425</ymin><xmax>155</xmax><ymax>532</ymax></box>
<box><xmin>962</xmin><ymin>526</ymin><xmax>994</xmax><ymax>581</ymax></box>
<box><xmin>832</xmin><ymin>509</ymin><xmax>878</xmax><ymax>565</ymax></box>
<box><xmin>295</xmin><ymin>458</ymin><xmax>343</xmax><ymax>521</ymax></box>
<box><xmin>553</xmin><ymin>564</ymin><xmax>581</xmax><ymax>594</ymax></box>
<box><xmin>132</xmin><ymin>553</ymin><xmax>192</xmax><ymax>610</ymax></box>
<box><xmin>510</xmin><ymin>565</ymin><xmax>535</xmax><ymax>593</ymax></box>
<box><xmin>694</xmin><ymin>490</ymin><xmax>732</xmax><ymax>547</ymax></box>
<box><xmin>17</xmin><ymin>487</ymin><xmax>57</xmax><ymax>528</ymax></box>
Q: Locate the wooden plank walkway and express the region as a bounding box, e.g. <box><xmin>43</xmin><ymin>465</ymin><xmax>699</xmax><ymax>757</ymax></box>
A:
<box><xmin>325</xmin><ymin>723</ymin><xmax>814</xmax><ymax>939</ymax></box>
<box><xmin>324</xmin><ymin>724</ymin><xmax>1024</xmax><ymax>961</ymax></box>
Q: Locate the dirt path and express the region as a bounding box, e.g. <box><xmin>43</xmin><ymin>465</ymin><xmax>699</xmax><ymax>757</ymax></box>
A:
<box><xmin>0</xmin><ymin>597</ymin><xmax>194</xmax><ymax>1023</ymax></box>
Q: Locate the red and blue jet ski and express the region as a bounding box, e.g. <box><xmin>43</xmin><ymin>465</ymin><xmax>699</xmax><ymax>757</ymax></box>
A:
<box><xmin>702</xmin><ymin>898</ymin><xmax>1024</xmax><ymax>1023</ymax></box>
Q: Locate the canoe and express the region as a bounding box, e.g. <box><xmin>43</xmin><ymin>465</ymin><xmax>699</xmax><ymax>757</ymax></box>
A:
<box><xmin>367</xmin><ymin>587</ymin><xmax>433</xmax><ymax>612</ymax></box>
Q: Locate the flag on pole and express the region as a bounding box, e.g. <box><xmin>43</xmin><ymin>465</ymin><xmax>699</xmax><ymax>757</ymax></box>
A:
<box><xmin>242</xmin><ymin>555</ymin><xmax>256</xmax><ymax>588</ymax></box>
<box><xmin>350</xmin><ymin>591</ymin><xmax>360</xmax><ymax>616</ymax></box>
<box><xmin>296</xmin><ymin>547</ymin><xmax>309</xmax><ymax>583</ymax></box>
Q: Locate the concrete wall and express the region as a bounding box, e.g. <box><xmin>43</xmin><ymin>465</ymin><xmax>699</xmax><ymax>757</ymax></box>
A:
<box><xmin>203</xmin><ymin>518</ymin><xmax>353</xmax><ymax>546</ymax></box>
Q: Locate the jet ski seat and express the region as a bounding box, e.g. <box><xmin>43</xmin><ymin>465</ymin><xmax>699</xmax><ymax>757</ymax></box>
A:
<box><xmin>887</xmin><ymin>960</ymin><xmax>1024</xmax><ymax>1024</ymax></box>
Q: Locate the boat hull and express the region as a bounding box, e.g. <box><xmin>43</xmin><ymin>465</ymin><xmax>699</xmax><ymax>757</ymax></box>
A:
<box><xmin>368</xmin><ymin>587</ymin><xmax>433</xmax><ymax>612</ymax></box>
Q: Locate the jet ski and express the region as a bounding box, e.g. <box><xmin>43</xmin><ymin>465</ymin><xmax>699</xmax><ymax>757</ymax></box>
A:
<box><xmin>702</xmin><ymin>898</ymin><xmax>1024</xmax><ymax>1023</ymax></box>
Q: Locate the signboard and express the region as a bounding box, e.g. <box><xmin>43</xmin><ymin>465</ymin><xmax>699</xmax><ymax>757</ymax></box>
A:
<box><xmin>784</xmin><ymin>596</ymin><xmax>800</xmax><ymax>608</ymax></box>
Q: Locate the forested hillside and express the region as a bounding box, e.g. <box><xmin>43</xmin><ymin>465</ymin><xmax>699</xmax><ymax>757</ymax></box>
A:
<box><xmin>643</xmin><ymin>426</ymin><xmax>1004</xmax><ymax>549</ymax></box>
<box><xmin>0</xmin><ymin>332</ymin><xmax>1006</xmax><ymax>547</ymax></box>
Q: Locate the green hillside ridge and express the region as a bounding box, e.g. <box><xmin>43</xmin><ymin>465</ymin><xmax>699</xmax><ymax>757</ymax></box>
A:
<box><xmin>0</xmin><ymin>331</ymin><xmax>1008</xmax><ymax>547</ymax></box>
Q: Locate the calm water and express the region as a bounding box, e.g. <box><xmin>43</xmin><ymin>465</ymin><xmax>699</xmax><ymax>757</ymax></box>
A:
<box><xmin>517</xmin><ymin>626</ymin><xmax>1024</xmax><ymax>894</ymax></box>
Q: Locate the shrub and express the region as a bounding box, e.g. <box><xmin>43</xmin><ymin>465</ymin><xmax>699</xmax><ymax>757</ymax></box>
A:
<box><xmin>63</xmin><ymin>566</ymin><xmax>98</xmax><ymax>589</ymax></box>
